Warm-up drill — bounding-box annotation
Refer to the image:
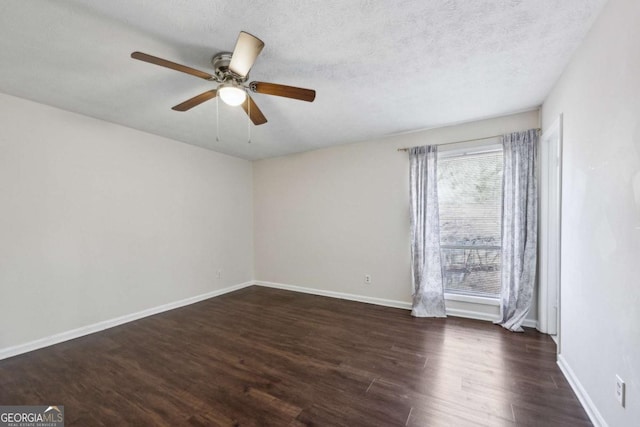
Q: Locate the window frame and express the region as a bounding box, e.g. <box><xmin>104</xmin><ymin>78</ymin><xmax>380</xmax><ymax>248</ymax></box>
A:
<box><xmin>437</xmin><ymin>141</ymin><xmax>503</xmax><ymax>301</ymax></box>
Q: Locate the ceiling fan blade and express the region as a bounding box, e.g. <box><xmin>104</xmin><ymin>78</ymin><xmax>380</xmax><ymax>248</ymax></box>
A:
<box><xmin>172</xmin><ymin>90</ymin><xmax>217</xmax><ymax>111</ymax></box>
<box><xmin>228</xmin><ymin>31</ymin><xmax>265</xmax><ymax>78</ymax></box>
<box><xmin>131</xmin><ymin>52</ymin><xmax>214</xmax><ymax>80</ymax></box>
<box><xmin>241</xmin><ymin>95</ymin><xmax>267</xmax><ymax>125</ymax></box>
<box><xmin>250</xmin><ymin>81</ymin><xmax>316</xmax><ymax>102</ymax></box>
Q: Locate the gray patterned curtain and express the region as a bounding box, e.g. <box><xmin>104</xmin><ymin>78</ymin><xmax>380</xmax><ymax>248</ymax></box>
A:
<box><xmin>495</xmin><ymin>129</ymin><xmax>538</xmax><ymax>332</ymax></box>
<box><xmin>409</xmin><ymin>145</ymin><xmax>446</xmax><ymax>317</ymax></box>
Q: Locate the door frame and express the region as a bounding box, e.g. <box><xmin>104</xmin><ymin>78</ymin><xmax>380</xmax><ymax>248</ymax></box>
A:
<box><xmin>539</xmin><ymin>114</ymin><xmax>563</xmax><ymax>354</ymax></box>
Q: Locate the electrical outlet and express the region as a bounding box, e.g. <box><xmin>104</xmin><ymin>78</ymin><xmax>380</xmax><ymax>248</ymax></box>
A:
<box><xmin>364</xmin><ymin>274</ymin><xmax>372</xmax><ymax>284</ymax></box>
<box><xmin>616</xmin><ymin>375</ymin><xmax>625</xmax><ymax>407</ymax></box>
<box><xmin>216</xmin><ymin>270</ymin><xmax>222</xmax><ymax>279</ymax></box>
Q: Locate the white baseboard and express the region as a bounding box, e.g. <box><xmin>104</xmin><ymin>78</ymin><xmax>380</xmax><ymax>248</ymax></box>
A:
<box><xmin>446</xmin><ymin>307</ymin><xmax>495</xmax><ymax>322</ymax></box>
<box><xmin>0</xmin><ymin>281</ymin><xmax>253</xmax><ymax>361</ymax></box>
<box><xmin>1</xmin><ymin>280</ymin><xmax>539</xmax><ymax>361</ymax></box>
<box><xmin>254</xmin><ymin>281</ymin><xmax>538</xmax><ymax>328</ymax></box>
<box><xmin>255</xmin><ymin>280</ymin><xmax>412</xmax><ymax>310</ymax></box>
<box><xmin>447</xmin><ymin>307</ymin><xmax>537</xmax><ymax>328</ymax></box>
<box><xmin>557</xmin><ymin>354</ymin><xmax>607</xmax><ymax>427</ymax></box>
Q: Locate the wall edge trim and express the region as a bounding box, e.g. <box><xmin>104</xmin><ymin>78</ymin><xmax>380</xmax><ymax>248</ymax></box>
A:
<box><xmin>0</xmin><ymin>281</ymin><xmax>254</xmax><ymax>361</ymax></box>
<box><xmin>557</xmin><ymin>354</ymin><xmax>608</xmax><ymax>427</ymax></box>
<box><xmin>254</xmin><ymin>281</ymin><xmax>537</xmax><ymax>328</ymax></box>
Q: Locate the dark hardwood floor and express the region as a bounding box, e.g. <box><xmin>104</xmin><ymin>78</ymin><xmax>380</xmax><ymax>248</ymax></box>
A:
<box><xmin>0</xmin><ymin>286</ymin><xmax>590</xmax><ymax>426</ymax></box>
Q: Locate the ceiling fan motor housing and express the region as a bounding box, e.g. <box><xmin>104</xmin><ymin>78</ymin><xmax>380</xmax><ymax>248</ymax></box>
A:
<box><xmin>211</xmin><ymin>52</ymin><xmax>247</xmax><ymax>83</ymax></box>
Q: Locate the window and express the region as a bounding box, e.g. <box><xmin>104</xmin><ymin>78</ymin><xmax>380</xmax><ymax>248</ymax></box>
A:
<box><xmin>437</xmin><ymin>147</ymin><xmax>503</xmax><ymax>298</ymax></box>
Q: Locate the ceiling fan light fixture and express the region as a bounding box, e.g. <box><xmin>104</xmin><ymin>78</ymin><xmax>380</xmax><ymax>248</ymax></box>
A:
<box><xmin>218</xmin><ymin>82</ymin><xmax>247</xmax><ymax>106</ymax></box>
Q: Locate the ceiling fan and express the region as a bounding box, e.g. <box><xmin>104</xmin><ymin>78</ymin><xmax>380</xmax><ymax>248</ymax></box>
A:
<box><xmin>131</xmin><ymin>31</ymin><xmax>316</xmax><ymax>125</ymax></box>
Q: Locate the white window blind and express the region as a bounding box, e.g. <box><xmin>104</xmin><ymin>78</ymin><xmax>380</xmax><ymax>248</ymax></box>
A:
<box><xmin>437</xmin><ymin>150</ymin><xmax>503</xmax><ymax>297</ymax></box>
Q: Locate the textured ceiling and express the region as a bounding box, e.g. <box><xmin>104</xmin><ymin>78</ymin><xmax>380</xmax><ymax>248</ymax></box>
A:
<box><xmin>0</xmin><ymin>0</ymin><xmax>607</xmax><ymax>160</ymax></box>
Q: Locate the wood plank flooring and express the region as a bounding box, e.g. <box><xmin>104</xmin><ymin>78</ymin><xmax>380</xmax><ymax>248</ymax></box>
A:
<box><xmin>0</xmin><ymin>286</ymin><xmax>590</xmax><ymax>426</ymax></box>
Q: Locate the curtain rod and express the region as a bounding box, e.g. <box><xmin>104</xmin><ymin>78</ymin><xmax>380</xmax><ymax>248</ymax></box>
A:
<box><xmin>396</xmin><ymin>128</ymin><xmax>541</xmax><ymax>152</ymax></box>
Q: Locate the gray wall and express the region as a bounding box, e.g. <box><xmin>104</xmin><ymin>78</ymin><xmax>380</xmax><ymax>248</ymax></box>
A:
<box><xmin>0</xmin><ymin>93</ymin><xmax>254</xmax><ymax>351</ymax></box>
<box><xmin>254</xmin><ymin>110</ymin><xmax>539</xmax><ymax>321</ymax></box>
<box><xmin>542</xmin><ymin>0</ymin><xmax>640</xmax><ymax>424</ymax></box>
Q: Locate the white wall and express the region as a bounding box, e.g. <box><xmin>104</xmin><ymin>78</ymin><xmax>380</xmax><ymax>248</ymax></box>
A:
<box><xmin>254</xmin><ymin>110</ymin><xmax>539</xmax><ymax>321</ymax></box>
<box><xmin>0</xmin><ymin>93</ymin><xmax>253</xmax><ymax>351</ymax></box>
<box><xmin>542</xmin><ymin>0</ymin><xmax>640</xmax><ymax>425</ymax></box>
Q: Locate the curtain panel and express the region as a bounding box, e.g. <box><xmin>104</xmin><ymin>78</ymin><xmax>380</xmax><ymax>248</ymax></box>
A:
<box><xmin>409</xmin><ymin>145</ymin><xmax>446</xmax><ymax>317</ymax></box>
<box><xmin>495</xmin><ymin>129</ymin><xmax>539</xmax><ymax>332</ymax></box>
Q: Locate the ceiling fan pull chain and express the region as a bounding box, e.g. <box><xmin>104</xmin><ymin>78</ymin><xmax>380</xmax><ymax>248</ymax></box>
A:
<box><xmin>247</xmin><ymin>93</ymin><xmax>252</xmax><ymax>144</ymax></box>
<box><xmin>216</xmin><ymin>95</ymin><xmax>220</xmax><ymax>142</ymax></box>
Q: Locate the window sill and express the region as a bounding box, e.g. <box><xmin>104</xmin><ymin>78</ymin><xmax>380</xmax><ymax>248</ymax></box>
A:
<box><xmin>444</xmin><ymin>293</ymin><xmax>500</xmax><ymax>306</ymax></box>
